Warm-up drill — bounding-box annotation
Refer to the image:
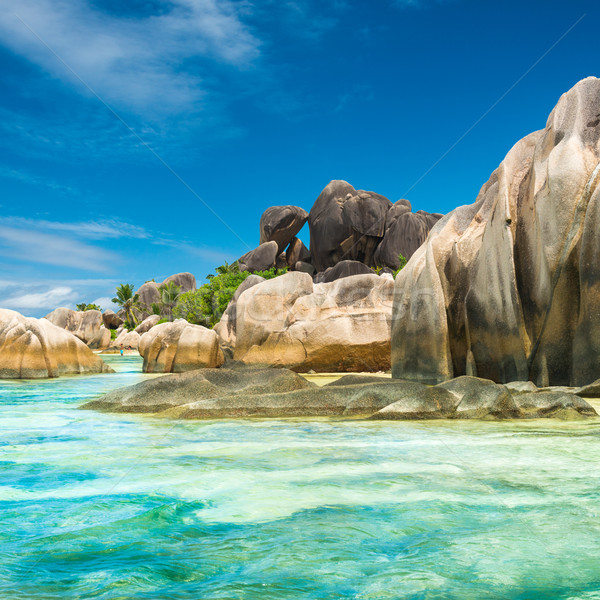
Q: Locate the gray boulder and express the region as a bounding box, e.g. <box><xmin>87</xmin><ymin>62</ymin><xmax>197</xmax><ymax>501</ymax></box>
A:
<box><xmin>162</xmin><ymin>272</ymin><xmax>196</xmax><ymax>293</ymax></box>
<box><xmin>238</xmin><ymin>241</ymin><xmax>279</xmax><ymax>272</ymax></box>
<box><xmin>514</xmin><ymin>392</ymin><xmax>597</xmax><ymax>419</ymax></box>
<box><xmin>314</xmin><ymin>260</ymin><xmax>375</xmax><ymax>283</ymax></box>
<box><xmin>135</xmin><ymin>315</ymin><xmax>161</xmax><ymax>335</ymax></box>
<box><xmin>308</xmin><ymin>180</ymin><xmax>392</xmax><ymax>271</ymax></box>
<box><xmin>437</xmin><ymin>376</ymin><xmax>519</xmax><ymax>419</ymax></box>
<box><xmin>44</xmin><ymin>307</ymin><xmax>110</xmax><ymax>350</ymax></box>
<box><xmin>102</xmin><ymin>309</ymin><xmax>123</xmax><ymax>330</ymax></box>
<box><xmin>286</xmin><ymin>237</ymin><xmax>310</xmax><ymax>268</ymax></box>
<box><xmin>259</xmin><ymin>206</ymin><xmax>309</xmax><ymax>253</ymax></box>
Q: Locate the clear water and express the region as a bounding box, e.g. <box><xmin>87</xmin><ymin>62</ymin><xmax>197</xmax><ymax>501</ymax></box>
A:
<box><xmin>2</xmin><ymin>355</ymin><xmax>600</xmax><ymax>599</ymax></box>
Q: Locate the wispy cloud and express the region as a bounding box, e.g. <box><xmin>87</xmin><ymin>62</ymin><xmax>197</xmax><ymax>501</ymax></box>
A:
<box><xmin>0</xmin><ymin>217</ymin><xmax>149</xmax><ymax>240</ymax></box>
<box><xmin>0</xmin><ymin>0</ymin><xmax>261</xmax><ymax>117</ymax></box>
<box><xmin>0</xmin><ymin>166</ymin><xmax>78</xmax><ymax>195</ymax></box>
<box><xmin>0</xmin><ymin>285</ymin><xmax>76</xmax><ymax>310</ymax></box>
<box><xmin>0</xmin><ymin>225</ymin><xmax>119</xmax><ymax>272</ymax></box>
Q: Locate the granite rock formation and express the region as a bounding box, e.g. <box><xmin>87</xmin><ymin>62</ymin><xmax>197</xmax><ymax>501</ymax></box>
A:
<box><xmin>139</xmin><ymin>319</ymin><xmax>224</xmax><ymax>373</ymax></box>
<box><xmin>392</xmin><ymin>76</ymin><xmax>600</xmax><ymax>387</ymax></box>
<box><xmin>259</xmin><ymin>206</ymin><xmax>309</xmax><ymax>253</ymax></box>
<box><xmin>45</xmin><ymin>307</ymin><xmax>110</xmax><ymax>350</ymax></box>
<box><xmin>0</xmin><ymin>309</ymin><xmax>113</xmax><ymax>378</ymax></box>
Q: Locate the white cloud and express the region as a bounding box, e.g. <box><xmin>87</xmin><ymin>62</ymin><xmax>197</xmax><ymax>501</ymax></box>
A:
<box><xmin>0</xmin><ymin>217</ymin><xmax>149</xmax><ymax>240</ymax></box>
<box><xmin>91</xmin><ymin>296</ymin><xmax>114</xmax><ymax>311</ymax></box>
<box><xmin>0</xmin><ymin>0</ymin><xmax>261</xmax><ymax>116</ymax></box>
<box><xmin>0</xmin><ymin>225</ymin><xmax>119</xmax><ymax>272</ymax></box>
<box><xmin>1</xmin><ymin>285</ymin><xmax>76</xmax><ymax>310</ymax></box>
<box><xmin>0</xmin><ymin>166</ymin><xmax>78</xmax><ymax>195</ymax></box>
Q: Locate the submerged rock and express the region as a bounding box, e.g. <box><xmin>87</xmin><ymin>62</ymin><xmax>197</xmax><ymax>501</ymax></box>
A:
<box><xmin>82</xmin><ymin>366</ymin><xmax>597</xmax><ymax>420</ymax></box>
<box><xmin>0</xmin><ymin>309</ymin><xmax>113</xmax><ymax>378</ymax></box>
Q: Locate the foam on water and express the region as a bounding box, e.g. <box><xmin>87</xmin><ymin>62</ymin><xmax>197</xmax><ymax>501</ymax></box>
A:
<box><xmin>1</xmin><ymin>355</ymin><xmax>600</xmax><ymax>599</ymax></box>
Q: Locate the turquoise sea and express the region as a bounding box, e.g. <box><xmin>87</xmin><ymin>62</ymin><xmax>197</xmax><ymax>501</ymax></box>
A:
<box><xmin>2</xmin><ymin>355</ymin><xmax>600</xmax><ymax>599</ymax></box>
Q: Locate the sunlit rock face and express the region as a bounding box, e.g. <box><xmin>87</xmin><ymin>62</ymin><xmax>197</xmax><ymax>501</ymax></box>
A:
<box><xmin>139</xmin><ymin>319</ymin><xmax>224</xmax><ymax>373</ymax></box>
<box><xmin>392</xmin><ymin>76</ymin><xmax>600</xmax><ymax>387</ymax></box>
<box><xmin>0</xmin><ymin>309</ymin><xmax>113</xmax><ymax>378</ymax></box>
<box><xmin>45</xmin><ymin>307</ymin><xmax>110</xmax><ymax>350</ymax></box>
<box><xmin>218</xmin><ymin>271</ymin><xmax>394</xmax><ymax>372</ymax></box>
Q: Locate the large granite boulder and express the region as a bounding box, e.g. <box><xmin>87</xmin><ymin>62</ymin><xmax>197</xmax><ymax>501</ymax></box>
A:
<box><xmin>314</xmin><ymin>260</ymin><xmax>375</xmax><ymax>283</ymax></box>
<box><xmin>135</xmin><ymin>315</ymin><xmax>161</xmax><ymax>335</ymax></box>
<box><xmin>136</xmin><ymin>281</ymin><xmax>161</xmax><ymax>316</ymax></box>
<box><xmin>45</xmin><ymin>307</ymin><xmax>110</xmax><ymax>350</ymax></box>
<box><xmin>219</xmin><ymin>271</ymin><xmax>394</xmax><ymax>372</ymax></box>
<box><xmin>102</xmin><ymin>309</ymin><xmax>123</xmax><ymax>330</ymax></box>
<box><xmin>238</xmin><ymin>241</ymin><xmax>279</xmax><ymax>272</ymax></box>
<box><xmin>259</xmin><ymin>206</ymin><xmax>309</xmax><ymax>253</ymax></box>
<box><xmin>308</xmin><ymin>180</ymin><xmax>392</xmax><ymax>271</ymax></box>
<box><xmin>214</xmin><ymin>274</ymin><xmax>266</xmax><ymax>354</ymax></box>
<box><xmin>107</xmin><ymin>329</ymin><xmax>141</xmax><ymax>352</ymax></box>
<box><xmin>286</xmin><ymin>237</ymin><xmax>310</xmax><ymax>268</ymax></box>
<box><xmin>0</xmin><ymin>309</ymin><xmax>113</xmax><ymax>378</ymax></box>
<box><xmin>82</xmin><ymin>365</ymin><xmax>597</xmax><ymax>420</ymax></box>
<box><xmin>162</xmin><ymin>272</ymin><xmax>196</xmax><ymax>293</ymax></box>
<box><xmin>392</xmin><ymin>77</ymin><xmax>600</xmax><ymax>387</ymax></box>
<box><xmin>139</xmin><ymin>319</ymin><xmax>224</xmax><ymax>373</ymax></box>
<box><xmin>374</xmin><ymin>210</ymin><xmax>434</xmax><ymax>270</ymax></box>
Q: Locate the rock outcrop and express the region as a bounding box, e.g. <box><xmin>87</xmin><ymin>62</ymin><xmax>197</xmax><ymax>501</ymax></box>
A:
<box><xmin>107</xmin><ymin>329</ymin><xmax>141</xmax><ymax>352</ymax></box>
<box><xmin>139</xmin><ymin>319</ymin><xmax>224</xmax><ymax>373</ymax></box>
<box><xmin>392</xmin><ymin>77</ymin><xmax>600</xmax><ymax>387</ymax></box>
<box><xmin>45</xmin><ymin>307</ymin><xmax>110</xmax><ymax>350</ymax></box>
<box><xmin>216</xmin><ymin>271</ymin><xmax>394</xmax><ymax>372</ymax></box>
<box><xmin>82</xmin><ymin>365</ymin><xmax>597</xmax><ymax>419</ymax></box>
<box><xmin>0</xmin><ymin>309</ymin><xmax>113</xmax><ymax>378</ymax></box>
<box><xmin>135</xmin><ymin>315</ymin><xmax>161</xmax><ymax>335</ymax></box>
<box><xmin>102</xmin><ymin>309</ymin><xmax>123</xmax><ymax>330</ymax></box>
<box><xmin>238</xmin><ymin>241</ymin><xmax>279</xmax><ymax>272</ymax></box>
<box><xmin>259</xmin><ymin>206</ymin><xmax>309</xmax><ymax>253</ymax></box>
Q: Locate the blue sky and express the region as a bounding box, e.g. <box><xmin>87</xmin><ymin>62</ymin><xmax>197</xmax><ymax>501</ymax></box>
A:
<box><xmin>0</xmin><ymin>0</ymin><xmax>596</xmax><ymax>316</ymax></box>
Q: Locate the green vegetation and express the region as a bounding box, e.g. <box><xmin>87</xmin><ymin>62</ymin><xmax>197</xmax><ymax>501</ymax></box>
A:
<box><xmin>110</xmin><ymin>329</ymin><xmax>118</xmax><ymax>340</ymax></box>
<box><xmin>173</xmin><ymin>263</ymin><xmax>288</xmax><ymax>328</ymax></box>
<box><xmin>75</xmin><ymin>303</ymin><xmax>102</xmax><ymax>311</ymax></box>
<box><xmin>158</xmin><ymin>281</ymin><xmax>182</xmax><ymax>321</ymax></box>
<box><xmin>393</xmin><ymin>254</ymin><xmax>407</xmax><ymax>278</ymax></box>
<box><xmin>112</xmin><ymin>284</ymin><xmax>142</xmax><ymax>330</ymax></box>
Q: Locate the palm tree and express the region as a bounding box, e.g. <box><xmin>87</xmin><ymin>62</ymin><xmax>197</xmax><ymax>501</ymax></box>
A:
<box><xmin>112</xmin><ymin>284</ymin><xmax>142</xmax><ymax>328</ymax></box>
<box><xmin>158</xmin><ymin>281</ymin><xmax>182</xmax><ymax>321</ymax></box>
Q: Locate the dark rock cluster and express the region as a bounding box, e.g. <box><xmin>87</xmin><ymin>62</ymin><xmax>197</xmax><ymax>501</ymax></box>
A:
<box><xmin>237</xmin><ymin>180</ymin><xmax>442</xmax><ymax>281</ymax></box>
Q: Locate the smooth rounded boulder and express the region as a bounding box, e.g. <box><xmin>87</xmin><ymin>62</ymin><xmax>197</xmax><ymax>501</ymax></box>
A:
<box><xmin>259</xmin><ymin>206</ymin><xmax>309</xmax><ymax>253</ymax></box>
<box><xmin>139</xmin><ymin>319</ymin><xmax>224</xmax><ymax>373</ymax></box>
<box><xmin>223</xmin><ymin>271</ymin><xmax>394</xmax><ymax>372</ymax></box>
<box><xmin>0</xmin><ymin>309</ymin><xmax>113</xmax><ymax>378</ymax></box>
<box><xmin>238</xmin><ymin>241</ymin><xmax>279</xmax><ymax>272</ymax></box>
<box><xmin>45</xmin><ymin>307</ymin><xmax>110</xmax><ymax>350</ymax></box>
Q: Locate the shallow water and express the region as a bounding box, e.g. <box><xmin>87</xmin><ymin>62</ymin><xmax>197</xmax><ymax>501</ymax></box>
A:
<box><xmin>2</xmin><ymin>356</ymin><xmax>600</xmax><ymax>599</ymax></box>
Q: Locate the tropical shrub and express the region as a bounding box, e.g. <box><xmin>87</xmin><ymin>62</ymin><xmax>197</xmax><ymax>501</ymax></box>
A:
<box><xmin>393</xmin><ymin>254</ymin><xmax>407</xmax><ymax>278</ymax></box>
<box><xmin>75</xmin><ymin>303</ymin><xmax>102</xmax><ymax>311</ymax></box>
<box><xmin>173</xmin><ymin>263</ymin><xmax>287</xmax><ymax>328</ymax></box>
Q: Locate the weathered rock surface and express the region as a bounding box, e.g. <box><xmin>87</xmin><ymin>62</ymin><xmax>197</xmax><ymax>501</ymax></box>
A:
<box><xmin>286</xmin><ymin>237</ymin><xmax>310</xmax><ymax>267</ymax></box>
<box><xmin>136</xmin><ymin>281</ymin><xmax>161</xmax><ymax>316</ymax></box>
<box><xmin>513</xmin><ymin>391</ymin><xmax>597</xmax><ymax>419</ymax></box>
<box><xmin>139</xmin><ymin>319</ymin><xmax>224</xmax><ymax>373</ymax></box>
<box><xmin>436</xmin><ymin>376</ymin><xmax>519</xmax><ymax>419</ymax></box>
<box><xmin>259</xmin><ymin>206</ymin><xmax>309</xmax><ymax>253</ymax></box>
<box><xmin>102</xmin><ymin>309</ymin><xmax>123</xmax><ymax>330</ymax></box>
<box><xmin>238</xmin><ymin>241</ymin><xmax>279</xmax><ymax>272</ymax></box>
<box><xmin>220</xmin><ymin>271</ymin><xmax>394</xmax><ymax>372</ymax></box>
<box><xmin>162</xmin><ymin>272</ymin><xmax>196</xmax><ymax>293</ymax></box>
<box><xmin>82</xmin><ymin>366</ymin><xmax>596</xmax><ymax>419</ymax></box>
<box><xmin>106</xmin><ymin>329</ymin><xmax>141</xmax><ymax>352</ymax></box>
<box><xmin>314</xmin><ymin>260</ymin><xmax>375</xmax><ymax>283</ymax></box>
<box><xmin>135</xmin><ymin>315</ymin><xmax>161</xmax><ymax>335</ymax></box>
<box><xmin>45</xmin><ymin>307</ymin><xmax>110</xmax><ymax>350</ymax></box>
<box><xmin>392</xmin><ymin>77</ymin><xmax>600</xmax><ymax>387</ymax></box>
<box><xmin>308</xmin><ymin>180</ymin><xmax>392</xmax><ymax>271</ymax></box>
<box><xmin>0</xmin><ymin>309</ymin><xmax>113</xmax><ymax>378</ymax></box>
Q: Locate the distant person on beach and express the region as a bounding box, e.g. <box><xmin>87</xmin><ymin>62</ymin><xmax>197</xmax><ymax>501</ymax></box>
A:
<box><xmin>120</xmin><ymin>345</ymin><xmax>124</xmax><ymax>356</ymax></box>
